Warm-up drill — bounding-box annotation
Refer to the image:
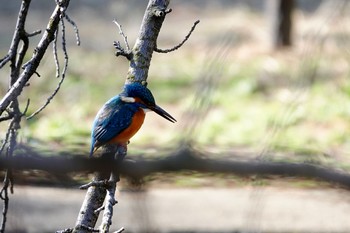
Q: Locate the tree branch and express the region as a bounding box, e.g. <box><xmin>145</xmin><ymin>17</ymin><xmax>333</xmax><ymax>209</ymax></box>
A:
<box><xmin>113</xmin><ymin>19</ymin><xmax>132</xmax><ymax>60</ymax></box>
<box><xmin>0</xmin><ymin>55</ymin><xmax>11</xmax><ymax>70</ymax></box>
<box><xmin>64</xmin><ymin>14</ymin><xmax>80</xmax><ymax>46</ymax></box>
<box><xmin>0</xmin><ymin>1</ymin><xmax>33</xmax><ymax>231</ymax></box>
<box><xmin>27</xmin><ymin>14</ymin><xmax>70</xmax><ymax>120</ymax></box>
<box><xmin>99</xmin><ymin>172</ymin><xmax>118</xmax><ymax>233</ymax></box>
<box><xmin>154</xmin><ymin>19</ymin><xmax>200</xmax><ymax>53</ymax></box>
<box><xmin>1</xmin><ymin>146</ymin><xmax>350</xmax><ymax>189</ymax></box>
<box><xmin>73</xmin><ymin>0</ymin><xmax>172</xmax><ymax>231</ymax></box>
<box><xmin>72</xmin><ymin>144</ymin><xmax>118</xmax><ymax>233</ymax></box>
<box><xmin>125</xmin><ymin>0</ymin><xmax>170</xmax><ymax>84</ymax></box>
<box><xmin>0</xmin><ymin>0</ymin><xmax>31</xmax><ymax>71</ymax></box>
<box><xmin>0</xmin><ymin>0</ymin><xmax>71</xmax><ymax>117</ymax></box>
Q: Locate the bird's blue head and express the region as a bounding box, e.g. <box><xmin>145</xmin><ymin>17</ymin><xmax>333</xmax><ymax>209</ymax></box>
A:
<box><xmin>121</xmin><ymin>82</ymin><xmax>176</xmax><ymax>123</ymax></box>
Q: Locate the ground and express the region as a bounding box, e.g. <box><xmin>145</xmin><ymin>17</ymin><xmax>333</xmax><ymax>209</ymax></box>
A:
<box><xmin>6</xmin><ymin>185</ymin><xmax>350</xmax><ymax>233</ymax></box>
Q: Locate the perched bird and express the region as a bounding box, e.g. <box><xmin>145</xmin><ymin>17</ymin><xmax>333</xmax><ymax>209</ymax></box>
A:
<box><xmin>90</xmin><ymin>82</ymin><xmax>176</xmax><ymax>156</ymax></box>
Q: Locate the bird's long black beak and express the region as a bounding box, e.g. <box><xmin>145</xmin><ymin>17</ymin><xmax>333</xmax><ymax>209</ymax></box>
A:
<box><xmin>152</xmin><ymin>105</ymin><xmax>176</xmax><ymax>123</ymax></box>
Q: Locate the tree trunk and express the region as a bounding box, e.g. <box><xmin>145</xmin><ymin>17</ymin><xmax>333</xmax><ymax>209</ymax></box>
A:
<box><xmin>267</xmin><ymin>0</ymin><xmax>295</xmax><ymax>48</ymax></box>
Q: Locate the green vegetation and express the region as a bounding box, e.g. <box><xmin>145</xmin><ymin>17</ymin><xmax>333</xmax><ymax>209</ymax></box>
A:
<box><xmin>1</xmin><ymin>5</ymin><xmax>350</xmax><ymax>170</ymax></box>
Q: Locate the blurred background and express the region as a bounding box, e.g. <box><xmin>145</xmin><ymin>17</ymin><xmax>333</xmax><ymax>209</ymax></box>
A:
<box><xmin>1</xmin><ymin>0</ymin><xmax>350</xmax><ymax>232</ymax></box>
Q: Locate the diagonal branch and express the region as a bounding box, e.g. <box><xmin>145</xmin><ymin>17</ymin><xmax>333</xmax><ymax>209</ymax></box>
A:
<box><xmin>27</xmin><ymin>15</ymin><xmax>69</xmax><ymax>120</ymax></box>
<box><xmin>155</xmin><ymin>19</ymin><xmax>200</xmax><ymax>53</ymax></box>
<box><xmin>0</xmin><ymin>0</ymin><xmax>71</xmax><ymax>117</ymax></box>
<box><xmin>0</xmin><ymin>55</ymin><xmax>11</xmax><ymax>69</ymax></box>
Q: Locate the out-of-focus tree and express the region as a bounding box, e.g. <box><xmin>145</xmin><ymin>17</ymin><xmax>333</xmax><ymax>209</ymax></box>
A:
<box><xmin>266</xmin><ymin>0</ymin><xmax>295</xmax><ymax>48</ymax></box>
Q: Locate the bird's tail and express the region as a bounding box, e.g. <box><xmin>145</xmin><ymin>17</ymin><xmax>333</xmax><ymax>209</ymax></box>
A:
<box><xmin>89</xmin><ymin>140</ymin><xmax>97</xmax><ymax>157</ymax></box>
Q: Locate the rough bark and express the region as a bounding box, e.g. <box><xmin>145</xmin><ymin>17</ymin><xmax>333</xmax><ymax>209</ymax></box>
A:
<box><xmin>126</xmin><ymin>0</ymin><xmax>170</xmax><ymax>84</ymax></box>
<box><xmin>73</xmin><ymin>0</ymin><xmax>170</xmax><ymax>232</ymax></box>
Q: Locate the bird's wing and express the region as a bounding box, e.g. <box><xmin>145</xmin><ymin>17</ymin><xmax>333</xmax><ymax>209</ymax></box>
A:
<box><xmin>92</xmin><ymin>100</ymin><xmax>135</xmax><ymax>145</ymax></box>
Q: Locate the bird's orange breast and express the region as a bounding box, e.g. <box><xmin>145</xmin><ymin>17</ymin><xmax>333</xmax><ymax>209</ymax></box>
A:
<box><xmin>109</xmin><ymin>109</ymin><xmax>146</xmax><ymax>144</ymax></box>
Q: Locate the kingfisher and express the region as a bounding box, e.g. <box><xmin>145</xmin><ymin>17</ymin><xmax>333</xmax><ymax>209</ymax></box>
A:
<box><xmin>90</xmin><ymin>82</ymin><xmax>176</xmax><ymax>156</ymax></box>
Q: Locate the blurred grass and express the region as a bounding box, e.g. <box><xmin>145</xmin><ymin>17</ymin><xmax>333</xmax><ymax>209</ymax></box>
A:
<box><xmin>1</xmin><ymin>2</ymin><xmax>350</xmax><ymax>168</ymax></box>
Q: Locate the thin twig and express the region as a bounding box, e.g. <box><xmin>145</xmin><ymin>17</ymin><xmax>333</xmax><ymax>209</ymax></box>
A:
<box><xmin>64</xmin><ymin>14</ymin><xmax>80</xmax><ymax>46</ymax></box>
<box><xmin>53</xmin><ymin>27</ymin><xmax>60</xmax><ymax>78</ymax></box>
<box><xmin>154</xmin><ymin>20</ymin><xmax>200</xmax><ymax>53</ymax></box>
<box><xmin>1</xmin><ymin>102</ymin><xmax>21</xmax><ymax>233</ymax></box>
<box><xmin>99</xmin><ymin>185</ymin><xmax>116</xmax><ymax>233</ymax></box>
<box><xmin>26</xmin><ymin>29</ymin><xmax>41</xmax><ymax>37</ymax></box>
<box><xmin>113</xmin><ymin>41</ymin><xmax>132</xmax><ymax>60</ymax></box>
<box><xmin>0</xmin><ymin>185</ymin><xmax>8</xmax><ymax>233</ymax></box>
<box><xmin>0</xmin><ymin>115</ymin><xmax>13</xmax><ymax>122</ymax></box>
<box><xmin>112</xmin><ymin>19</ymin><xmax>132</xmax><ymax>60</ymax></box>
<box><xmin>75</xmin><ymin>224</ymin><xmax>99</xmax><ymax>233</ymax></box>
<box><xmin>27</xmin><ymin>15</ymin><xmax>69</xmax><ymax>120</ymax></box>
<box><xmin>94</xmin><ymin>205</ymin><xmax>105</xmax><ymax>215</ymax></box>
<box><xmin>0</xmin><ymin>0</ymin><xmax>70</xmax><ymax>117</ymax></box>
<box><xmin>0</xmin><ymin>170</ymin><xmax>11</xmax><ymax>233</ymax></box>
<box><xmin>113</xmin><ymin>19</ymin><xmax>130</xmax><ymax>51</ymax></box>
<box><xmin>0</xmin><ymin>120</ymin><xmax>15</xmax><ymax>156</ymax></box>
<box><xmin>79</xmin><ymin>180</ymin><xmax>112</xmax><ymax>190</ymax></box>
<box><xmin>0</xmin><ymin>54</ymin><xmax>11</xmax><ymax>69</ymax></box>
<box><xmin>55</xmin><ymin>228</ymin><xmax>73</xmax><ymax>233</ymax></box>
<box><xmin>22</xmin><ymin>99</ymin><xmax>30</xmax><ymax>116</ymax></box>
<box><xmin>99</xmin><ymin>145</ymin><xmax>127</xmax><ymax>232</ymax></box>
<box><xmin>113</xmin><ymin>227</ymin><xmax>125</xmax><ymax>233</ymax></box>
<box><xmin>15</xmin><ymin>34</ymin><xmax>29</xmax><ymax>73</ymax></box>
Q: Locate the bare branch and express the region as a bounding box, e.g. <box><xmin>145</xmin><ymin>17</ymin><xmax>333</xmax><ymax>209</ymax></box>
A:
<box><xmin>73</xmin><ymin>144</ymin><xmax>118</xmax><ymax>233</ymax></box>
<box><xmin>21</xmin><ymin>99</ymin><xmax>30</xmax><ymax>116</ymax></box>
<box><xmin>79</xmin><ymin>180</ymin><xmax>112</xmax><ymax>190</ymax></box>
<box><xmin>0</xmin><ymin>0</ymin><xmax>31</xmax><ymax>72</ymax></box>
<box><xmin>113</xmin><ymin>19</ymin><xmax>133</xmax><ymax>60</ymax></box>
<box><xmin>55</xmin><ymin>228</ymin><xmax>73</xmax><ymax>233</ymax></box>
<box><xmin>155</xmin><ymin>20</ymin><xmax>200</xmax><ymax>53</ymax></box>
<box><xmin>26</xmin><ymin>29</ymin><xmax>41</xmax><ymax>37</ymax></box>
<box><xmin>53</xmin><ymin>28</ymin><xmax>60</xmax><ymax>78</ymax></box>
<box><xmin>0</xmin><ymin>115</ymin><xmax>13</xmax><ymax>122</ymax></box>
<box><xmin>0</xmin><ymin>0</ymin><xmax>71</xmax><ymax>117</ymax></box>
<box><xmin>0</xmin><ymin>120</ymin><xmax>15</xmax><ymax>157</ymax></box>
<box><xmin>113</xmin><ymin>19</ymin><xmax>130</xmax><ymax>51</ymax></box>
<box><xmin>74</xmin><ymin>224</ymin><xmax>99</xmax><ymax>233</ymax></box>
<box><xmin>113</xmin><ymin>41</ymin><xmax>132</xmax><ymax>60</ymax></box>
<box><xmin>64</xmin><ymin>14</ymin><xmax>80</xmax><ymax>46</ymax></box>
<box><xmin>0</xmin><ymin>55</ymin><xmax>11</xmax><ymax>69</ymax></box>
<box><xmin>1</xmin><ymin>102</ymin><xmax>20</xmax><ymax>232</ymax></box>
<box><xmin>15</xmin><ymin>34</ymin><xmax>29</xmax><ymax>72</ymax></box>
<box><xmin>27</xmin><ymin>15</ymin><xmax>69</xmax><ymax>120</ymax></box>
<box><xmin>99</xmin><ymin>173</ymin><xmax>118</xmax><ymax>233</ymax></box>
<box><xmin>113</xmin><ymin>227</ymin><xmax>125</xmax><ymax>233</ymax></box>
<box><xmin>125</xmin><ymin>0</ymin><xmax>171</xmax><ymax>84</ymax></box>
<box><xmin>0</xmin><ymin>170</ymin><xmax>12</xmax><ymax>233</ymax></box>
<box><xmin>94</xmin><ymin>205</ymin><xmax>105</xmax><ymax>215</ymax></box>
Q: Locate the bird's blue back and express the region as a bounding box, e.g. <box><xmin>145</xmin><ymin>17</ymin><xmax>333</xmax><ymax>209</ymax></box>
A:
<box><xmin>90</xmin><ymin>95</ymin><xmax>139</xmax><ymax>155</ymax></box>
<box><xmin>90</xmin><ymin>83</ymin><xmax>155</xmax><ymax>156</ymax></box>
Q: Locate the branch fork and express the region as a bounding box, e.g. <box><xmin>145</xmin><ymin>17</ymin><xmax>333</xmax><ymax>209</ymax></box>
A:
<box><xmin>113</xmin><ymin>19</ymin><xmax>132</xmax><ymax>60</ymax></box>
